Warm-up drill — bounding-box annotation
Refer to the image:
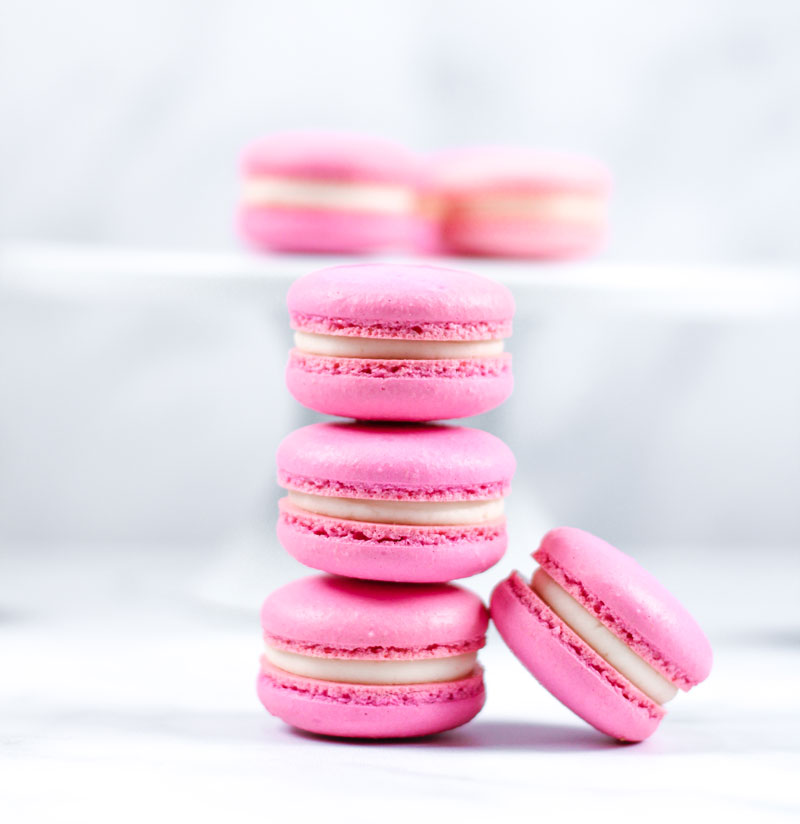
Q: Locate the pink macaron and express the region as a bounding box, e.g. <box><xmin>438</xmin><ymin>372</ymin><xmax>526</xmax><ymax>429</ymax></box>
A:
<box><xmin>286</xmin><ymin>263</ymin><xmax>514</xmax><ymax>421</ymax></box>
<box><xmin>258</xmin><ymin>575</ymin><xmax>489</xmax><ymax>738</ymax></box>
<box><xmin>238</xmin><ymin>132</ymin><xmax>426</xmax><ymax>254</ymax></box>
<box><xmin>491</xmin><ymin>527</ymin><xmax>712</xmax><ymax>742</ymax></box>
<box><xmin>276</xmin><ymin>422</ymin><xmax>515</xmax><ymax>582</ymax></box>
<box><xmin>429</xmin><ymin>147</ymin><xmax>611</xmax><ymax>259</ymax></box>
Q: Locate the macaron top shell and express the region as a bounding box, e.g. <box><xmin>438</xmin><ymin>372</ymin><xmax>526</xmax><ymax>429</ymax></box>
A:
<box><xmin>241</xmin><ymin>132</ymin><xmax>421</xmax><ymax>184</ymax></box>
<box><xmin>261</xmin><ymin>575</ymin><xmax>489</xmax><ymax>659</ymax></box>
<box><xmin>535</xmin><ymin>528</ymin><xmax>712</xmax><ymax>689</ymax></box>
<box><xmin>287</xmin><ymin>263</ymin><xmax>515</xmax><ymax>340</ymax></box>
<box><xmin>277</xmin><ymin>422</ymin><xmax>515</xmax><ymax>501</ymax></box>
<box><xmin>431</xmin><ymin>147</ymin><xmax>612</xmax><ymax>195</ymax></box>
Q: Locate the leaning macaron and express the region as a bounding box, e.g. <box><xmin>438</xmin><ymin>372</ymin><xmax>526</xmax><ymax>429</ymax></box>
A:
<box><xmin>238</xmin><ymin>132</ymin><xmax>424</xmax><ymax>254</ymax></box>
<box><xmin>431</xmin><ymin>147</ymin><xmax>611</xmax><ymax>259</ymax></box>
<box><xmin>286</xmin><ymin>263</ymin><xmax>514</xmax><ymax>421</ymax></box>
<box><xmin>276</xmin><ymin>422</ymin><xmax>515</xmax><ymax>582</ymax></box>
<box><xmin>258</xmin><ymin>575</ymin><xmax>488</xmax><ymax>738</ymax></box>
<box><xmin>490</xmin><ymin>527</ymin><xmax>712</xmax><ymax>742</ymax></box>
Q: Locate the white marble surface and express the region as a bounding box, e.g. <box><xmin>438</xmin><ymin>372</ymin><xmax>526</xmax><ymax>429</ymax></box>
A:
<box><xmin>2</xmin><ymin>542</ymin><xmax>800</xmax><ymax>821</ymax></box>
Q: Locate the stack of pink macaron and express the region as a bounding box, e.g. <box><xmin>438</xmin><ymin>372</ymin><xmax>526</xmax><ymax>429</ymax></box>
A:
<box><xmin>238</xmin><ymin>132</ymin><xmax>611</xmax><ymax>260</ymax></box>
<box><xmin>257</xmin><ymin>262</ymin><xmax>713</xmax><ymax>742</ymax></box>
<box><xmin>258</xmin><ymin>261</ymin><xmax>516</xmax><ymax>738</ymax></box>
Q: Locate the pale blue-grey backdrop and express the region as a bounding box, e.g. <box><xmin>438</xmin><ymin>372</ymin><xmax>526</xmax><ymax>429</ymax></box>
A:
<box><xmin>1</xmin><ymin>1</ymin><xmax>798</xmax><ymax>593</ymax></box>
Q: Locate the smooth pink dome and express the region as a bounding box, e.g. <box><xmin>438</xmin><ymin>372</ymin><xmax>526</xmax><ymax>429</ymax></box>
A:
<box><xmin>287</xmin><ymin>263</ymin><xmax>515</xmax><ymax>335</ymax></box>
<box><xmin>431</xmin><ymin>146</ymin><xmax>612</xmax><ymax>194</ymax></box>
<box><xmin>261</xmin><ymin>575</ymin><xmax>488</xmax><ymax>658</ymax></box>
<box><xmin>241</xmin><ymin>131</ymin><xmax>423</xmax><ymax>184</ymax></box>
<box><xmin>276</xmin><ymin>422</ymin><xmax>515</xmax><ymax>501</ymax></box>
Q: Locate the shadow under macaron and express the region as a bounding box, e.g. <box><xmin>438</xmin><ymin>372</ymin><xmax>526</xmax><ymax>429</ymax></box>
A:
<box><xmin>285</xmin><ymin>718</ymin><xmax>622</xmax><ymax>752</ymax></box>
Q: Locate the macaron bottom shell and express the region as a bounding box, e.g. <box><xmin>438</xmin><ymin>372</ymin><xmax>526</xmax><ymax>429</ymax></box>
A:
<box><xmin>277</xmin><ymin>498</ymin><xmax>507</xmax><ymax>583</ymax></box>
<box><xmin>258</xmin><ymin>658</ymin><xmax>486</xmax><ymax>739</ymax></box>
<box><xmin>286</xmin><ymin>352</ymin><xmax>513</xmax><ymax>421</ymax></box>
<box><xmin>239</xmin><ymin>207</ymin><xmax>417</xmax><ymax>254</ymax></box>
<box><xmin>442</xmin><ymin>216</ymin><xmax>605</xmax><ymax>260</ymax></box>
<box><xmin>490</xmin><ymin>572</ymin><xmax>664</xmax><ymax>742</ymax></box>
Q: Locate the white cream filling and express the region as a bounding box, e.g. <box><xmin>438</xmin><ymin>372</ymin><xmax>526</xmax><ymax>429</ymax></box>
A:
<box><xmin>264</xmin><ymin>645</ymin><xmax>477</xmax><ymax>684</ymax></box>
<box><xmin>288</xmin><ymin>490</ymin><xmax>504</xmax><ymax>526</ymax></box>
<box><xmin>242</xmin><ymin>177</ymin><xmax>415</xmax><ymax>213</ymax></box>
<box><xmin>294</xmin><ymin>331</ymin><xmax>505</xmax><ymax>360</ymax></box>
<box><xmin>454</xmin><ymin>192</ymin><xmax>605</xmax><ymax>222</ymax></box>
<box><xmin>532</xmin><ymin>570</ymin><xmax>678</xmax><ymax>705</ymax></box>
